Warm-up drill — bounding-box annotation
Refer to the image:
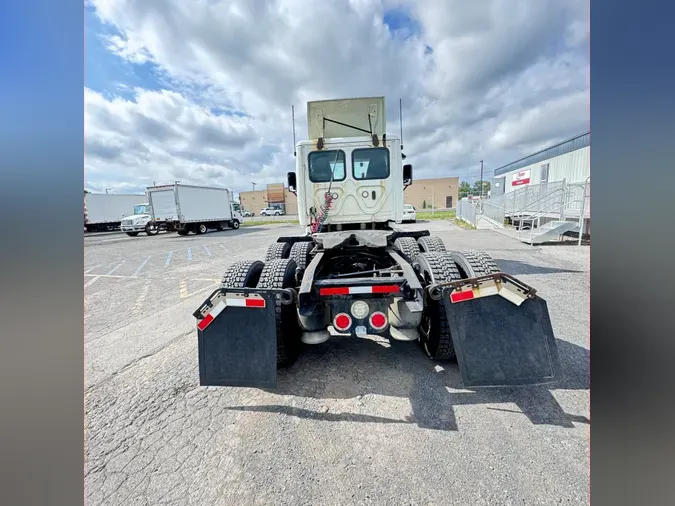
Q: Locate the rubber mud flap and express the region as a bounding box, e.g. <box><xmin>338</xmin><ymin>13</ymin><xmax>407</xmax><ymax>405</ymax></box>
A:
<box><xmin>197</xmin><ymin>291</ymin><xmax>279</xmax><ymax>388</ymax></box>
<box><xmin>441</xmin><ymin>288</ymin><xmax>562</xmax><ymax>387</ymax></box>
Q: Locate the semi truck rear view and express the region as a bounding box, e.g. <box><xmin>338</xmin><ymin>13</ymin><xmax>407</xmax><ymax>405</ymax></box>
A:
<box><xmin>193</xmin><ymin>97</ymin><xmax>562</xmax><ymax>390</ymax></box>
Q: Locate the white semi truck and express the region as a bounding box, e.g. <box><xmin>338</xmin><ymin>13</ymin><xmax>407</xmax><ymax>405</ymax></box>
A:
<box><xmin>192</xmin><ymin>96</ymin><xmax>563</xmax><ymax>390</ymax></box>
<box><xmin>84</xmin><ymin>192</ymin><xmax>147</xmax><ymax>233</ymax></box>
<box><xmin>169</xmin><ymin>183</ymin><xmax>244</xmax><ymax>235</ymax></box>
<box><xmin>120</xmin><ymin>185</ymin><xmax>179</xmax><ymax>237</ymax></box>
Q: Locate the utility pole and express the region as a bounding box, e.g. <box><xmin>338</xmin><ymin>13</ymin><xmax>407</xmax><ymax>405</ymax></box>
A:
<box><xmin>479</xmin><ymin>160</ymin><xmax>484</xmax><ymax>199</ymax></box>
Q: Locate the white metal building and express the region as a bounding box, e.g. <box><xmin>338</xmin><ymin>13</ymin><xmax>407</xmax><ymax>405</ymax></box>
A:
<box><xmin>491</xmin><ymin>132</ymin><xmax>590</xmax><ymax>196</ymax></box>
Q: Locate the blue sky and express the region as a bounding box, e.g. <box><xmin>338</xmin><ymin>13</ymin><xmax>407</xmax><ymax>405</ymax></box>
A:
<box><xmin>84</xmin><ymin>0</ymin><xmax>589</xmax><ymax>195</ymax></box>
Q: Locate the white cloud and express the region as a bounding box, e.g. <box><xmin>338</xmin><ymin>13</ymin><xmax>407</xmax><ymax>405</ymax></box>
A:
<box><xmin>86</xmin><ymin>0</ymin><xmax>589</xmax><ymax>192</ymax></box>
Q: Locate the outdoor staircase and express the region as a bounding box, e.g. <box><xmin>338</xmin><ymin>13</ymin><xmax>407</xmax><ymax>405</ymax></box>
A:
<box><xmin>523</xmin><ymin>220</ymin><xmax>579</xmax><ymax>245</ymax></box>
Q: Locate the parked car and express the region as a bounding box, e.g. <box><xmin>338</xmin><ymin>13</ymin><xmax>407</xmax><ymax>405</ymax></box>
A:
<box><xmin>242</xmin><ymin>210</ymin><xmax>255</xmax><ymax>217</ymax></box>
<box><xmin>402</xmin><ymin>204</ymin><xmax>417</xmax><ymax>223</ymax></box>
<box><xmin>260</xmin><ymin>207</ymin><xmax>284</xmax><ymax>216</ymax></box>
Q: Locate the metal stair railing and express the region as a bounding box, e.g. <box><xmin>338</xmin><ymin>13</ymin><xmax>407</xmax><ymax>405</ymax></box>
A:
<box><xmin>517</xmin><ymin>191</ymin><xmax>585</xmax><ymax>245</ymax></box>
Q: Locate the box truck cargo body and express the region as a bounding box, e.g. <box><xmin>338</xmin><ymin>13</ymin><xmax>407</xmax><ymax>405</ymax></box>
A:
<box><xmin>121</xmin><ymin>185</ymin><xmax>181</xmax><ymax>237</ymax></box>
<box><xmin>84</xmin><ymin>193</ymin><xmax>147</xmax><ymax>232</ymax></box>
<box><xmin>171</xmin><ymin>184</ymin><xmax>244</xmax><ymax>235</ymax></box>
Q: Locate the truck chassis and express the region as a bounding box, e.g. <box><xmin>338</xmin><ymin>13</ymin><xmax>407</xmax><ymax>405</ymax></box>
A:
<box><xmin>194</xmin><ymin>228</ymin><xmax>562</xmax><ymax>389</ymax></box>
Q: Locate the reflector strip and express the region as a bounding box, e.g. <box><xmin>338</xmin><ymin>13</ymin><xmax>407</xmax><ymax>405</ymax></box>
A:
<box><xmin>197</xmin><ymin>300</ymin><xmax>226</xmax><ymax>331</ymax></box>
<box><xmin>196</xmin><ymin>296</ymin><xmax>266</xmax><ymax>331</ymax></box>
<box><xmin>450</xmin><ymin>290</ymin><xmax>475</xmax><ymax>303</ymax></box>
<box><xmin>320</xmin><ymin>285</ymin><xmax>400</xmax><ymax>296</ymax></box>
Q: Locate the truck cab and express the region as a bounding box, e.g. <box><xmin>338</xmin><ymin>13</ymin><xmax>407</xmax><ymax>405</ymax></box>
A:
<box><xmin>286</xmin><ymin>96</ymin><xmax>412</xmax><ymax>233</ymax></box>
<box><xmin>120</xmin><ymin>203</ymin><xmax>153</xmax><ymax>236</ymax></box>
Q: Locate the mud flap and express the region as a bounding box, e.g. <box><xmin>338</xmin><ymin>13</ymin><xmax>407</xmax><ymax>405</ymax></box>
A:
<box><xmin>439</xmin><ymin>275</ymin><xmax>562</xmax><ymax>387</ymax></box>
<box><xmin>194</xmin><ymin>288</ymin><xmax>281</xmax><ymax>388</ymax></box>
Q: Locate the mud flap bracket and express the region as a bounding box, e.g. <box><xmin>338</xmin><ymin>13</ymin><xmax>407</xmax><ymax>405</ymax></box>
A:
<box><xmin>437</xmin><ymin>275</ymin><xmax>562</xmax><ymax>388</ymax></box>
<box><xmin>194</xmin><ymin>287</ymin><xmax>294</xmax><ymax>389</ymax></box>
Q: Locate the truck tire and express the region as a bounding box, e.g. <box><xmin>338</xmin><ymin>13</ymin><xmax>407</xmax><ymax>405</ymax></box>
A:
<box><xmin>197</xmin><ymin>223</ymin><xmax>208</xmax><ymax>235</ymax></box>
<box><xmin>145</xmin><ymin>222</ymin><xmax>159</xmax><ymax>236</ymax></box>
<box><xmin>220</xmin><ymin>260</ymin><xmax>265</xmax><ymax>288</ymax></box>
<box><xmin>265</xmin><ymin>242</ymin><xmax>291</xmax><ymax>261</ymax></box>
<box><xmin>449</xmin><ymin>250</ymin><xmax>500</xmax><ymax>278</ymax></box>
<box><xmin>126</xmin><ymin>232</ymin><xmax>139</xmax><ymax>237</ymax></box>
<box><xmin>177</xmin><ymin>229</ymin><xmax>189</xmax><ymax>236</ymax></box>
<box><xmin>231</xmin><ymin>219</ymin><xmax>240</xmax><ymax>230</ymax></box>
<box><xmin>417</xmin><ymin>235</ymin><xmax>446</xmax><ymax>253</ymax></box>
<box><xmin>289</xmin><ymin>241</ymin><xmax>313</xmax><ymax>279</ymax></box>
<box><xmin>394</xmin><ymin>237</ymin><xmax>420</xmax><ymax>262</ymax></box>
<box><xmin>413</xmin><ymin>252</ymin><xmax>462</xmax><ymax>361</ymax></box>
<box><xmin>256</xmin><ymin>258</ymin><xmax>301</xmax><ymax>367</ymax></box>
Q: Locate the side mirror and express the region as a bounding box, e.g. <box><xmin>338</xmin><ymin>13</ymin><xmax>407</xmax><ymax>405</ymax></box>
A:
<box><xmin>403</xmin><ymin>164</ymin><xmax>413</xmax><ymax>188</ymax></box>
<box><xmin>287</xmin><ymin>172</ymin><xmax>297</xmax><ymax>194</ymax></box>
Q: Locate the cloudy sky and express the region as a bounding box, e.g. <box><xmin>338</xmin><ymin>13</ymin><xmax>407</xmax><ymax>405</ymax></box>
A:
<box><xmin>85</xmin><ymin>0</ymin><xmax>589</xmax><ymax>196</ymax></box>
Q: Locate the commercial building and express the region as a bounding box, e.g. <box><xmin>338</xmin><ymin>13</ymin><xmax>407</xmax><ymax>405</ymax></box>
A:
<box><xmin>491</xmin><ymin>131</ymin><xmax>590</xmax><ymax>195</ymax></box>
<box><xmin>238</xmin><ymin>177</ymin><xmax>459</xmax><ymax>216</ymax></box>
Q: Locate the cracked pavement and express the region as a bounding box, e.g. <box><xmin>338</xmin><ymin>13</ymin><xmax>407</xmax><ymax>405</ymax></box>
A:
<box><xmin>85</xmin><ymin>221</ymin><xmax>590</xmax><ymax>505</ymax></box>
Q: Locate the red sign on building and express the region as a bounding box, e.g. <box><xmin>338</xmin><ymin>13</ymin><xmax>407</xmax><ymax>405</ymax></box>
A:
<box><xmin>512</xmin><ymin>169</ymin><xmax>531</xmax><ymax>186</ymax></box>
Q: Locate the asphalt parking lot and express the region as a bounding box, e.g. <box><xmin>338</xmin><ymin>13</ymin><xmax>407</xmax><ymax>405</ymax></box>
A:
<box><xmin>85</xmin><ymin>220</ymin><xmax>590</xmax><ymax>505</ymax></box>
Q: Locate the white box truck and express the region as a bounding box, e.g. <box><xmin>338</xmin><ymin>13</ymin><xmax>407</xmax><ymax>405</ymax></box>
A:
<box><xmin>171</xmin><ymin>184</ymin><xmax>244</xmax><ymax>235</ymax></box>
<box><xmin>120</xmin><ymin>185</ymin><xmax>179</xmax><ymax>237</ymax></box>
<box><xmin>84</xmin><ymin>192</ymin><xmax>147</xmax><ymax>232</ymax></box>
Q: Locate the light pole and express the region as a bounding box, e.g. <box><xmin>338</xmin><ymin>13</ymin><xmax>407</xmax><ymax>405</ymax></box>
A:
<box><xmin>251</xmin><ymin>182</ymin><xmax>257</xmax><ymax>191</ymax></box>
<box><xmin>479</xmin><ymin>160</ymin><xmax>484</xmax><ymax>199</ymax></box>
<box><xmin>105</xmin><ymin>188</ymin><xmax>111</xmax><ymax>194</ymax></box>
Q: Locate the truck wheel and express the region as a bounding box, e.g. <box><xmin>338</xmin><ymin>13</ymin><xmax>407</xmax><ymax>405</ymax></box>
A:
<box><xmin>414</xmin><ymin>252</ymin><xmax>462</xmax><ymax>361</ymax></box>
<box><xmin>257</xmin><ymin>258</ymin><xmax>301</xmax><ymax>367</ymax></box>
<box><xmin>289</xmin><ymin>241</ymin><xmax>313</xmax><ymax>273</ymax></box>
<box><xmin>197</xmin><ymin>223</ymin><xmax>208</xmax><ymax>235</ymax></box>
<box><xmin>231</xmin><ymin>219</ymin><xmax>240</xmax><ymax>230</ymax></box>
<box><xmin>126</xmin><ymin>232</ymin><xmax>139</xmax><ymax>237</ymax></box>
<box><xmin>394</xmin><ymin>237</ymin><xmax>420</xmax><ymax>262</ymax></box>
<box><xmin>418</xmin><ymin>235</ymin><xmax>447</xmax><ymax>253</ymax></box>
<box><xmin>220</xmin><ymin>260</ymin><xmax>265</xmax><ymax>288</ymax></box>
<box><xmin>145</xmin><ymin>223</ymin><xmax>159</xmax><ymax>236</ymax></box>
<box><xmin>177</xmin><ymin>229</ymin><xmax>189</xmax><ymax>236</ymax></box>
<box><xmin>449</xmin><ymin>250</ymin><xmax>500</xmax><ymax>278</ymax></box>
<box><xmin>265</xmin><ymin>242</ymin><xmax>291</xmax><ymax>261</ymax></box>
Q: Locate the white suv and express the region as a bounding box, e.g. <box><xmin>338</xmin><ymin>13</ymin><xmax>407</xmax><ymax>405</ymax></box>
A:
<box><xmin>260</xmin><ymin>207</ymin><xmax>284</xmax><ymax>216</ymax></box>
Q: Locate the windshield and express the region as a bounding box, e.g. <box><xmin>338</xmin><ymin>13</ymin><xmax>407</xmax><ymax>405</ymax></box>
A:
<box><xmin>352</xmin><ymin>147</ymin><xmax>390</xmax><ymax>180</ymax></box>
<box><xmin>308</xmin><ymin>150</ymin><xmax>346</xmax><ymax>183</ymax></box>
<box><xmin>404</xmin><ymin>205</ymin><xmax>414</xmax><ymax>210</ymax></box>
<box><xmin>133</xmin><ymin>204</ymin><xmax>151</xmax><ymax>215</ymax></box>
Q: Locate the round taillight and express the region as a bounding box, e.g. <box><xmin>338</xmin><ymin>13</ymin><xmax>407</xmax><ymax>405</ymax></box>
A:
<box><xmin>334</xmin><ymin>313</ymin><xmax>352</xmax><ymax>331</ymax></box>
<box><xmin>370</xmin><ymin>311</ymin><xmax>387</xmax><ymax>330</ymax></box>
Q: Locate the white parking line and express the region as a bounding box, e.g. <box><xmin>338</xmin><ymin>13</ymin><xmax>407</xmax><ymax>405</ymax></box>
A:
<box><xmin>132</xmin><ymin>257</ymin><xmax>150</xmax><ymax>277</ymax></box>
<box><xmin>187</xmin><ymin>248</ymin><xmax>192</xmax><ymax>261</ymax></box>
<box><xmin>85</xmin><ymin>276</ymin><xmax>101</xmax><ymax>288</ymax></box>
<box><xmin>203</xmin><ymin>245</ymin><xmax>211</xmax><ymax>256</ymax></box>
<box><xmin>165</xmin><ymin>251</ymin><xmax>173</xmax><ymax>267</ymax></box>
<box><xmin>106</xmin><ymin>262</ymin><xmax>126</xmax><ymax>275</ymax></box>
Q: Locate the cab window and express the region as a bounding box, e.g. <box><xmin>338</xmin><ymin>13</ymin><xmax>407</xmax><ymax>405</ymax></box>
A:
<box><xmin>308</xmin><ymin>150</ymin><xmax>346</xmax><ymax>183</ymax></box>
<box><xmin>352</xmin><ymin>147</ymin><xmax>390</xmax><ymax>180</ymax></box>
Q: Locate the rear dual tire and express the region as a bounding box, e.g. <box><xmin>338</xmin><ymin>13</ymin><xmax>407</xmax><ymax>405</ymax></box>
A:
<box><xmin>219</xmin><ymin>258</ymin><xmax>301</xmax><ymax>368</ymax></box>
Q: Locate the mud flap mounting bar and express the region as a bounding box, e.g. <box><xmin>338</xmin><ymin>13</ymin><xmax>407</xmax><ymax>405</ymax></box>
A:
<box><xmin>427</xmin><ymin>272</ymin><xmax>536</xmax><ymax>306</ymax></box>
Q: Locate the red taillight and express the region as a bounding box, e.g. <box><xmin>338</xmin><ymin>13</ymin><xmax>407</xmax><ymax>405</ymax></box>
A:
<box><xmin>334</xmin><ymin>313</ymin><xmax>352</xmax><ymax>331</ymax></box>
<box><xmin>369</xmin><ymin>311</ymin><xmax>387</xmax><ymax>330</ymax></box>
